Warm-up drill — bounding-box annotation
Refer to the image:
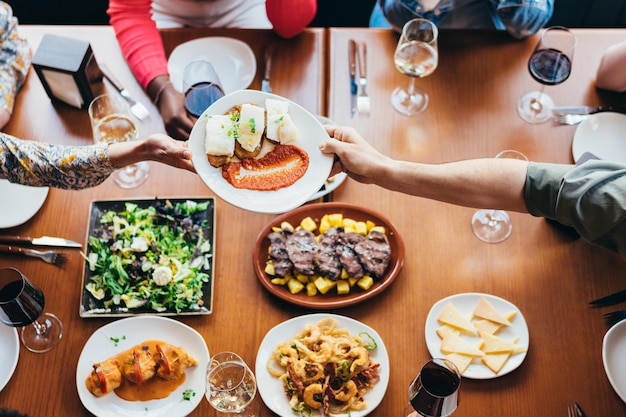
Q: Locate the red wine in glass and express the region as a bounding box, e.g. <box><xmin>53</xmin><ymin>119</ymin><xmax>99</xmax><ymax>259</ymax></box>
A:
<box><xmin>0</xmin><ymin>267</ymin><xmax>62</xmax><ymax>353</ymax></box>
<box><xmin>517</xmin><ymin>26</ymin><xmax>576</xmax><ymax>124</ymax></box>
<box><xmin>403</xmin><ymin>358</ymin><xmax>460</xmax><ymax>417</ymax></box>
<box><xmin>184</xmin><ymin>81</ymin><xmax>225</xmax><ymax>118</ymax></box>
<box><xmin>528</xmin><ymin>48</ymin><xmax>572</xmax><ymax>85</ymax></box>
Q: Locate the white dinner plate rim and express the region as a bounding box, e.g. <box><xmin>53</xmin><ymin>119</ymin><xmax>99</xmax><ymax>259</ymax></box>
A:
<box><xmin>307</xmin><ymin>172</ymin><xmax>347</xmax><ymax>202</ymax></box>
<box><xmin>571</xmin><ymin>112</ymin><xmax>626</xmax><ymax>163</ymax></box>
<box><xmin>189</xmin><ymin>90</ymin><xmax>333</xmax><ymax>214</ymax></box>
<box><xmin>0</xmin><ymin>180</ymin><xmax>49</xmax><ymax>228</ymax></box>
<box><xmin>424</xmin><ymin>292</ymin><xmax>529</xmax><ymax>380</ymax></box>
<box><xmin>0</xmin><ymin>325</ymin><xmax>19</xmax><ymax>392</ymax></box>
<box><xmin>255</xmin><ymin>313</ymin><xmax>390</xmax><ymax>417</ymax></box>
<box><xmin>76</xmin><ymin>316</ymin><xmax>209</xmax><ymax>417</ymax></box>
<box><xmin>167</xmin><ymin>36</ymin><xmax>256</xmax><ymax>94</ymax></box>
<box><xmin>602</xmin><ymin>319</ymin><xmax>626</xmax><ymax>403</ymax></box>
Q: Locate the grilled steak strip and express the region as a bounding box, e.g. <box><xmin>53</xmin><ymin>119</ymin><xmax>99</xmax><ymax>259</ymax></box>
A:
<box><xmin>354</xmin><ymin>230</ymin><xmax>391</xmax><ymax>279</ymax></box>
<box><xmin>285</xmin><ymin>229</ymin><xmax>318</xmax><ymax>275</ymax></box>
<box><xmin>267</xmin><ymin>230</ymin><xmax>294</xmax><ymax>277</ymax></box>
<box><xmin>314</xmin><ymin>227</ymin><xmax>343</xmax><ymax>280</ymax></box>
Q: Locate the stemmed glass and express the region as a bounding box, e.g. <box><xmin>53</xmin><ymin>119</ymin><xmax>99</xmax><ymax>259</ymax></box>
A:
<box><xmin>517</xmin><ymin>26</ymin><xmax>576</xmax><ymax>124</ymax></box>
<box><xmin>402</xmin><ymin>358</ymin><xmax>461</xmax><ymax>417</ymax></box>
<box><xmin>88</xmin><ymin>94</ymin><xmax>150</xmax><ymax>188</ymax></box>
<box><xmin>392</xmin><ymin>18</ymin><xmax>439</xmax><ymax>116</ymax></box>
<box><xmin>206</xmin><ymin>351</ymin><xmax>259</xmax><ymax>417</ymax></box>
<box><xmin>0</xmin><ymin>267</ymin><xmax>62</xmax><ymax>353</ymax></box>
<box><xmin>183</xmin><ymin>60</ymin><xmax>225</xmax><ymax>118</ymax></box>
<box><xmin>471</xmin><ymin>150</ymin><xmax>528</xmax><ymax>243</ymax></box>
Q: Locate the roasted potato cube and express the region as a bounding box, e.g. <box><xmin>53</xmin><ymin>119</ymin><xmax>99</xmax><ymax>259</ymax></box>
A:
<box><xmin>287</xmin><ymin>278</ymin><xmax>304</xmax><ymax>294</ymax></box>
<box><xmin>280</xmin><ymin>221</ymin><xmax>295</xmax><ymax>232</ymax></box>
<box><xmin>319</xmin><ymin>215</ymin><xmax>331</xmax><ymax>234</ymax></box>
<box><xmin>370</xmin><ymin>225</ymin><xmax>386</xmax><ymax>234</ymax></box>
<box><xmin>354</xmin><ymin>221</ymin><xmax>368</xmax><ymax>235</ymax></box>
<box><xmin>265</xmin><ymin>261</ymin><xmax>275</xmax><ymax>276</ymax></box>
<box><xmin>300</xmin><ymin>216</ymin><xmax>317</xmax><ymax>232</ymax></box>
<box><xmin>271</xmin><ymin>277</ymin><xmax>287</xmax><ymax>285</ymax></box>
<box><xmin>366</xmin><ymin>220</ymin><xmax>376</xmax><ymax>232</ymax></box>
<box><xmin>357</xmin><ymin>275</ymin><xmax>374</xmax><ymax>290</ymax></box>
<box><xmin>314</xmin><ymin>277</ymin><xmax>331</xmax><ymax>294</ymax></box>
<box><xmin>306</xmin><ymin>282</ymin><xmax>317</xmax><ymax>296</ymax></box>
<box><xmin>327</xmin><ymin>213</ymin><xmax>343</xmax><ymax>227</ymax></box>
<box><xmin>342</xmin><ymin>218</ymin><xmax>356</xmax><ymax>228</ymax></box>
<box><xmin>336</xmin><ymin>280</ymin><xmax>350</xmax><ymax>295</ymax></box>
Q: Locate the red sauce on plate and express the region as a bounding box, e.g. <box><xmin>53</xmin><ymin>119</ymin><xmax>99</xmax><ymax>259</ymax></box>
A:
<box><xmin>222</xmin><ymin>144</ymin><xmax>309</xmax><ymax>191</ymax></box>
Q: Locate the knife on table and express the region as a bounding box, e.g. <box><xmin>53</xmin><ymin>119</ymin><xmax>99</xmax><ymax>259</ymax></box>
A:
<box><xmin>348</xmin><ymin>39</ymin><xmax>358</xmax><ymax>118</ymax></box>
<box><xmin>261</xmin><ymin>45</ymin><xmax>273</xmax><ymax>93</ymax></box>
<box><xmin>0</xmin><ymin>235</ymin><xmax>82</xmax><ymax>248</ymax></box>
<box><xmin>552</xmin><ymin>105</ymin><xmax>626</xmax><ymax>116</ymax></box>
<box><xmin>590</xmin><ymin>289</ymin><xmax>626</xmax><ymax>306</ymax></box>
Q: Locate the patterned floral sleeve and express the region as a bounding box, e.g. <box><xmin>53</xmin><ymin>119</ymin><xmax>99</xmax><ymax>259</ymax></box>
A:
<box><xmin>0</xmin><ymin>2</ymin><xmax>31</xmax><ymax>115</ymax></box>
<box><xmin>0</xmin><ymin>133</ymin><xmax>117</xmax><ymax>189</ymax></box>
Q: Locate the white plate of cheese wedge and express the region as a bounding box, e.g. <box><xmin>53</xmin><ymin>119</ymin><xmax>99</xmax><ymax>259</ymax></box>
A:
<box><xmin>425</xmin><ymin>293</ymin><xmax>529</xmax><ymax>379</ymax></box>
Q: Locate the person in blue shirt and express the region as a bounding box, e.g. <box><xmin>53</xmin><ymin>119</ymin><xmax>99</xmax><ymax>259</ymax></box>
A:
<box><xmin>370</xmin><ymin>0</ymin><xmax>554</xmax><ymax>39</ymax></box>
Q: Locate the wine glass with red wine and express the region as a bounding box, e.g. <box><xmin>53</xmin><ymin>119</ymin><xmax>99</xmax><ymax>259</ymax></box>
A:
<box><xmin>517</xmin><ymin>26</ymin><xmax>576</xmax><ymax>124</ymax></box>
<box><xmin>183</xmin><ymin>60</ymin><xmax>225</xmax><ymax>118</ymax></box>
<box><xmin>402</xmin><ymin>358</ymin><xmax>460</xmax><ymax>417</ymax></box>
<box><xmin>0</xmin><ymin>267</ymin><xmax>62</xmax><ymax>353</ymax></box>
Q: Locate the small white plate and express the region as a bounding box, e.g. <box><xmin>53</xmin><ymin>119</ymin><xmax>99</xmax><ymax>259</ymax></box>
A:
<box><xmin>76</xmin><ymin>316</ymin><xmax>209</xmax><ymax>417</ymax></box>
<box><xmin>168</xmin><ymin>37</ymin><xmax>256</xmax><ymax>94</ymax></box>
<box><xmin>255</xmin><ymin>313</ymin><xmax>390</xmax><ymax>417</ymax></box>
<box><xmin>572</xmin><ymin>112</ymin><xmax>626</xmax><ymax>163</ymax></box>
<box><xmin>0</xmin><ymin>180</ymin><xmax>49</xmax><ymax>228</ymax></box>
<box><xmin>603</xmin><ymin>319</ymin><xmax>626</xmax><ymax>403</ymax></box>
<box><xmin>189</xmin><ymin>90</ymin><xmax>333</xmax><ymax>214</ymax></box>
<box><xmin>425</xmin><ymin>293</ymin><xmax>529</xmax><ymax>379</ymax></box>
<box><xmin>0</xmin><ymin>325</ymin><xmax>19</xmax><ymax>392</ymax></box>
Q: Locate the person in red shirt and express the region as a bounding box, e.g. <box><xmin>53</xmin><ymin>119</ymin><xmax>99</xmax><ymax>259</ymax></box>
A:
<box><xmin>107</xmin><ymin>0</ymin><xmax>317</xmax><ymax>140</ymax></box>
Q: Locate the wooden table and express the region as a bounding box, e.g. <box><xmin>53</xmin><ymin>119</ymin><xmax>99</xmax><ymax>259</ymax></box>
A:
<box><xmin>1</xmin><ymin>25</ymin><xmax>625</xmax><ymax>417</ymax></box>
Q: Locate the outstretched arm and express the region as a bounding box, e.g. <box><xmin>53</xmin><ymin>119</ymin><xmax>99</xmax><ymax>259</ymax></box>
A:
<box><xmin>319</xmin><ymin>125</ymin><xmax>529</xmax><ymax>212</ymax></box>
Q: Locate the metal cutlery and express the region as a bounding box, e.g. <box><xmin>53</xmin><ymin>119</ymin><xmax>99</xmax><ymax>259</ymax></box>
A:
<box><xmin>348</xmin><ymin>39</ymin><xmax>358</xmax><ymax>118</ymax></box>
<box><xmin>553</xmin><ymin>113</ymin><xmax>592</xmax><ymax>125</ymax></box>
<box><xmin>590</xmin><ymin>288</ymin><xmax>626</xmax><ymax>307</ymax></box>
<box><xmin>0</xmin><ymin>244</ymin><xmax>66</xmax><ymax>266</ymax></box>
<box><xmin>261</xmin><ymin>45</ymin><xmax>273</xmax><ymax>93</ymax></box>
<box><xmin>604</xmin><ymin>310</ymin><xmax>626</xmax><ymax>328</ymax></box>
<box><xmin>356</xmin><ymin>41</ymin><xmax>370</xmax><ymax>117</ymax></box>
<box><xmin>567</xmin><ymin>402</ymin><xmax>586</xmax><ymax>417</ymax></box>
<box><xmin>99</xmin><ymin>63</ymin><xmax>150</xmax><ymax>121</ymax></box>
<box><xmin>553</xmin><ymin>105</ymin><xmax>626</xmax><ymax>125</ymax></box>
<box><xmin>0</xmin><ymin>235</ymin><xmax>81</xmax><ymax>248</ymax></box>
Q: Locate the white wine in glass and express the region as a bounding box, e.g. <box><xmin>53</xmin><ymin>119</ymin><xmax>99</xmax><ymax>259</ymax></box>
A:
<box><xmin>392</xmin><ymin>18</ymin><xmax>439</xmax><ymax>116</ymax></box>
<box><xmin>517</xmin><ymin>26</ymin><xmax>576</xmax><ymax>124</ymax></box>
<box><xmin>88</xmin><ymin>94</ymin><xmax>150</xmax><ymax>189</ymax></box>
<box><xmin>471</xmin><ymin>150</ymin><xmax>528</xmax><ymax>243</ymax></box>
<box><xmin>206</xmin><ymin>352</ymin><xmax>258</xmax><ymax>417</ymax></box>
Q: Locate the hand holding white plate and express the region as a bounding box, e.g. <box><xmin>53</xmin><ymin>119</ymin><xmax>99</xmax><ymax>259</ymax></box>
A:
<box><xmin>189</xmin><ymin>90</ymin><xmax>333</xmax><ymax>214</ymax></box>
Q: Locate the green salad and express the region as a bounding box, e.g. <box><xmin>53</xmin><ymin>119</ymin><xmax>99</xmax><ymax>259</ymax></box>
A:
<box><xmin>84</xmin><ymin>199</ymin><xmax>213</xmax><ymax>314</ymax></box>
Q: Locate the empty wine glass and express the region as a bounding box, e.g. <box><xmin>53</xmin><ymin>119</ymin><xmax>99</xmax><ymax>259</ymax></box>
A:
<box><xmin>392</xmin><ymin>18</ymin><xmax>439</xmax><ymax>116</ymax></box>
<box><xmin>471</xmin><ymin>150</ymin><xmax>528</xmax><ymax>243</ymax></box>
<box><xmin>0</xmin><ymin>267</ymin><xmax>62</xmax><ymax>353</ymax></box>
<box><xmin>206</xmin><ymin>351</ymin><xmax>259</xmax><ymax>417</ymax></box>
<box><xmin>517</xmin><ymin>26</ymin><xmax>576</xmax><ymax>124</ymax></box>
<box><xmin>402</xmin><ymin>358</ymin><xmax>460</xmax><ymax>417</ymax></box>
<box><xmin>88</xmin><ymin>94</ymin><xmax>150</xmax><ymax>188</ymax></box>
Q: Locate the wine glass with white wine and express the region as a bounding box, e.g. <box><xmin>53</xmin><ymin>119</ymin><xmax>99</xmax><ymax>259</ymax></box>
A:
<box><xmin>206</xmin><ymin>351</ymin><xmax>259</xmax><ymax>417</ymax></box>
<box><xmin>471</xmin><ymin>150</ymin><xmax>528</xmax><ymax>243</ymax></box>
<box><xmin>88</xmin><ymin>94</ymin><xmax>150</xmax><ymax>188</ymax></box>
<box><xmin>392</xmin><ymin>18</ymin><xmax>439</xmax><ymax>116</ymax></box>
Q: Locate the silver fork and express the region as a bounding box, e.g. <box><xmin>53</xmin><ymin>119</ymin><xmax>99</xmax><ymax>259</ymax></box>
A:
<box><xmin>0</xmin><ymin>244</ymin><xmax>67</xmax><ymax>266</ymax></box>
<box><xmin>356</xmin><ymin>41</ymin><xmax>370</xmax><ymax>117</ymax></box>
<box><xmin>553</xmin><ymin>113</ymin><xmax>590</xmax><ymax>125</ymax></box>
<box><xmin>567</xmin><ymin>402</ymin><xmax>586</xmax><ymax>417</ymax></box>
<box><xmin>99</xmin><ymin>64</ymin><xmax>150</xmax><ymax>121</ymax></box>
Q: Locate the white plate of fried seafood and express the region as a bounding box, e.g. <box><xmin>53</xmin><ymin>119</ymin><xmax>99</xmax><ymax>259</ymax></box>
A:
<box><xmin>76</xmin><ymin>316</ymin><xmax>209</xmax><ymax>417</ymax></box>
<box><xmin>425</xmin><ymin>293</ymin><xmax>529</xmax><ymax>379</ymax></box>
<box><xmin>255</xmin><ymin>313</ymin><xmax>389</xmax><ymax>417</ymax></box>
<box><xmin>189</xmin><ymin>90</ymin><xmax>334</xmax><ymax>214</ymax></box>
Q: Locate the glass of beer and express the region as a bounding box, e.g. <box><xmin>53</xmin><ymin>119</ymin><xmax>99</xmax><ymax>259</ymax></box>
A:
<box><xmin>88</xmin><ymin>94</ymin><xmax>149</xmax><ymax>188</ymax></box>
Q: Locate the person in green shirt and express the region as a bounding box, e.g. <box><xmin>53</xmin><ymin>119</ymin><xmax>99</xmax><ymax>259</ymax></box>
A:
<box><xmin>319</xmin><ymin>125</ymin><xmax>626</xmax><ymax>257</ymax></box>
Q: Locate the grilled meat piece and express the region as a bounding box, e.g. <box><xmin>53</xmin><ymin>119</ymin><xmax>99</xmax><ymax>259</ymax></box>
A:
<box><xmin>336</xmin><ymin>231</ymin><xmax>365</xmax><ymax>279</ymax></box>
<box><xmin>314</xmin><ymin>227</ymin><xmax>343</xmax><ymax>280</ymax></box>
<box><xmin>267</xmin><ymin>230</ymin><xmax>294</xmax><ymax>277</ymax></box>
<box><xmin>285</xmin><ymin>229</ymin><xmax>318</xmax><ymax>275</ymax></box>
<box><xmin>354</xmin><ymin>230</ymin><xmax>391</xmax><ymax>279</ymax></box>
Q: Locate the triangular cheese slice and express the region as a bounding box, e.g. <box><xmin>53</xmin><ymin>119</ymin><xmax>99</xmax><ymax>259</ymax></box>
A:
<box><xmin>481</xmin><ymin>352</ymin><xmax>511</xmax><ymax>374</ymax></box>
<box><xmin>444</xmin><ymin>353</ymin><xmax>473</xmax><ymax>374</ymax></box>
<box><xmin>440</xmin><ymin>334</ymin><xmax>485</xmax><ymax>356</ymax></box>
<box><xmin>437</xmin><ymin>303</ymin><xmax>478</xmax><ymax>336</ymax></box>
<box><xmin>436</xmin><ymin>325</ymin><xmax>461</xmax><ymax>340</ymax></box>
<box><xmin>472</xmin><ymin>297</ymin><xmax>512</xmax><ymax>326</ymax></box>
<box><xmin>473</xmin><ymin>311</ymin><xmax>516</xmax><ymax>335</ymax></box>
<box><xmin>479</xmin><ymin>331</ymin><xmax>521</xmax><ymax>353</ymax></box>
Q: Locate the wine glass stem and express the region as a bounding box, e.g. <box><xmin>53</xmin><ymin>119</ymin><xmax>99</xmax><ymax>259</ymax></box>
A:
<box><xmin>407</xmin><ymin>77</ymin><xmax>417</xmax><ymax>97</ymax></box>
<box><xmin>530</xmin><ymin>84</ymin><xmax>546</xmax><ymax>113</ymax></box>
